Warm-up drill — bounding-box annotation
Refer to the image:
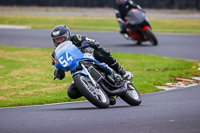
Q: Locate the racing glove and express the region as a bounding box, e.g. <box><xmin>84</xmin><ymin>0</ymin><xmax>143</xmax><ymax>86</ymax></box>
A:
<box><xmin>90</xmin><ymin>41</ymin><xmax>99</xmax><ymax>49</ymax></box>
<box><xmin>81</xmin><ymin>41</ymin><xmax>99</xmax><ymax>49</ymax></box>
<box><xmin>81</xmin><ymin>41</ymin><xmax>90</xmax><ymax>48</ymax></box>
<box><xmin>54</xmin><ymin>68</ymin><xmax>65</xmax><ymax>80</ymax></box>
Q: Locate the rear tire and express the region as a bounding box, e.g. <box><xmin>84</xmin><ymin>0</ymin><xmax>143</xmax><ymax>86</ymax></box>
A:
<box><xmin>120</xmin><ymin>83</ymin><xmax>142</xmax><ymax>106</ymax></box>
<box><xmin>74</xmin><ymin>74</ymin><xmax>110</xmax><ymax>108</ymax></box>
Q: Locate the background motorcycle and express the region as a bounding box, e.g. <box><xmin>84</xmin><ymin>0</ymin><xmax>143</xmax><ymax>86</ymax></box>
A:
<box><xmin>54</xmin><ymin>41</ymin><xmax>142</xmax><ymax>108</ymax></box>
<box><xmin>123</xmin><ymin>6</ymin><xmax>158</xmax><ymax>45</ymax></box>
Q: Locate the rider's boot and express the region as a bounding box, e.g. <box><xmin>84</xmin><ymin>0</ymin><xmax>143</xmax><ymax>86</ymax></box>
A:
<box><xmin>110</xmin><ymin>60</ymin><xmax>133</xmax><ymax>80</ymax></box>
<box><xmin>122</xmin><ymin>33</ymin><xmax>131</xmax><ymax>40</ymax></box>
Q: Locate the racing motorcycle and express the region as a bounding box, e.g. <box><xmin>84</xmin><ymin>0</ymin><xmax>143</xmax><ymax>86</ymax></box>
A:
<box><xmin>54</xmin><ymin>41</ymin><xmax>142</xmax><ymax>108</ymax></box>
<box><xmin>122</xmin><ymin>6</ymin><xmax>158</xmax><ymax>45</ymax></box>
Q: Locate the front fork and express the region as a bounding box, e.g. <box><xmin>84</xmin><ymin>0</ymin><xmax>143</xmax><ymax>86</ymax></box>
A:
<box><xmin>80</xmin><ymin>62</ymin><xmax>98</xmax><ymax>87</ymax></box>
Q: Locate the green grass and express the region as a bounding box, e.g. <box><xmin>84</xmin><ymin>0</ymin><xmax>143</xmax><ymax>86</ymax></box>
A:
<box><xmin>150</xmin><ymin>18</ymin><xmax>200</xmax><ymax>33</ymax></box>
<box><xmin>0</xmin><ymin>45</ymin><xmax>199</xmax><ymax>107</ymax></box>
<box><xmin>0</xmin><ymin>14</ymin><xmax>118</xmax><ymax>31</ymax></box>
<box><xmin>0</xmin><ymin>14</ymin><xmax>200</xmax><ymax>33</ymax></box>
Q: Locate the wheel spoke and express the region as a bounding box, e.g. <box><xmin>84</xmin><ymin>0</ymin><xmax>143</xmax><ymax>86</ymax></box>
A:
<box><xmin>80</xmin><ymin>76</ymin><xmax>107</xmax><ymax>102</ymax></box>
<box><xmin>127</xmin><ymin>85</ymin><xmax>139</xmax><ymax>100</ymax></box>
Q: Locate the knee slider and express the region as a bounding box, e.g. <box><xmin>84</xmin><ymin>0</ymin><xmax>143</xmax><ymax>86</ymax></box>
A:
<box><xmin>67</xmin><ymin>83</ymin><xmax>82</xmax><ymax>99</ymax></box>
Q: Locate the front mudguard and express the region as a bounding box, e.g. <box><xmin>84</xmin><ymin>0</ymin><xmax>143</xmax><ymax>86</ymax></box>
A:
<box><xmin>72</xmin><ymin>70</ymin><xmax>88</xmax><ymax>77</ymax></box>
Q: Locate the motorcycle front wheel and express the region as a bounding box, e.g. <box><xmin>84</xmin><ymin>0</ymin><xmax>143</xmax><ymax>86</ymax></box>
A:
<box><xmin>145</xmin><ymin>28</ymin><xmax>158</xmax><ymax>45</ymax></box>
<box><xmin>120</xmin><ymin>83</ymin><xmax>142</xmax><ymax>106</ymax></box>
<box><xmin>73</xmin><ymin>74</ymin><xmax>110</xmax><ymax>108</ymax></box>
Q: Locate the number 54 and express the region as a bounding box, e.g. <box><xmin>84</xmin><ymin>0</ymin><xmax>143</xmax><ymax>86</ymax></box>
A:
<box><xmin>58</xmin><ymin>52</ymin><xmax>73</xmax><ymax>67</ymax></box>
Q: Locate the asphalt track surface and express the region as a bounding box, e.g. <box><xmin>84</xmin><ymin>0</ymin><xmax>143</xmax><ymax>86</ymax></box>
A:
<box><xmin>0</xmin><ymin>29</ymin><xmax>200</xmax><ymax>133</ymax></box>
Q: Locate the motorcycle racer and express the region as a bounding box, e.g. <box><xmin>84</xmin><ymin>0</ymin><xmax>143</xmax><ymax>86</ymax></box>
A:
<box><xmin>115</xmin><ymin>0</ymin><xmax>141</xmax><ymax>34</ymax></box>
<box><xmin>50</xmin><ymin>25</ymin><xmax>133</xmax><ymax>99</ymax></box>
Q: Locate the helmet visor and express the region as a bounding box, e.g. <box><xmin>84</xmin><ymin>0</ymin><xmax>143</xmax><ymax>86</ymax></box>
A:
<box><xmin>52</xmin><ymin>31</ymin><xmax>70</xmax><ymax>47</ymax></box>
<box><xmin>116</xmin><ymin>0</ymin><xmax>127</xmax><ymax>5</ymax></box>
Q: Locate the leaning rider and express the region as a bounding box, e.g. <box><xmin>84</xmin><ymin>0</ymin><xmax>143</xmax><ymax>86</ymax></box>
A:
<box><xmin>115</xmin><ymin>0</ymin><xmax>140</xmax><ymax>34</ymax></box>
<box><xmin>51</xmin><ymin>25</ymin><xmax>133</xmax><ymax>99</ymax></box>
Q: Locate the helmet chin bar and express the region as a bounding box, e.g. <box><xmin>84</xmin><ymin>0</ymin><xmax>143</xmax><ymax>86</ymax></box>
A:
<box><xmin>53</xmin><ymin>36</ymin><xmax>67</xmax><ymax>47</ymax></box>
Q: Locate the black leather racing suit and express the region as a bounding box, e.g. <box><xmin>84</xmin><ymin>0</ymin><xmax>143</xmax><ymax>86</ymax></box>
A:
<box><xmin>115</xmin><ymin>0</ymin><xmax>138</xmax><ymax>33</ymax></box>
<box><xmin>51</xmin><ymin>34</ymin><xmax>126</xmax><ymax>99</ymax></box>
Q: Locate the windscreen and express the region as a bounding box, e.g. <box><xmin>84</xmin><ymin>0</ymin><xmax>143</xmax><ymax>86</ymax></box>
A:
<box><xmin>125</xmin><ymin>9</ymin><xmax>145</xmax><ymax>25</ymax></box>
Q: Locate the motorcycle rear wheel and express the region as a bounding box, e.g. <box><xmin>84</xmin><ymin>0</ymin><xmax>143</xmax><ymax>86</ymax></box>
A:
<box><xmin>74</xmin><ymin>74</ymin><xmax>110</xmax><ymax>108</ymax></box>
<box><xmin>120</xmin><ymin>83</ymin><xmax>142</xmax><ymax>106</ymax></box>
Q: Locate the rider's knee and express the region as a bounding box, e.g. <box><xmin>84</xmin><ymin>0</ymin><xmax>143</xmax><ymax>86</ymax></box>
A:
<box><xmin>67</xmin><ymin>83</ymin><xmax>82</xmax><ymax>99</ymax></box>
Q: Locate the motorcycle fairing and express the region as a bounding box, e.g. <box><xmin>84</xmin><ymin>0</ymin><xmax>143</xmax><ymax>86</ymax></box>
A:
<box><xmin>55</xmin><ymin>41</ymin><xmax>113</xmax><ymax>76</ymax></box>
<box><xmin>82</xmin><ymin>53</ymin><xmax>113</xmax><ymax>74</ymax></box>
<box><xmin>72</xmin><ymin>56</ymin><xmax>113</xmax><ymax>77</ymax></box>
<box><xmin>125</xmin><ymin>9</ymin><xmax>145</xmax><ymax>25</ymax></box>
<box><xmin>55</xmin><ymin>41</ymin><xmax>83</xmax><ymax>71</ymax></box>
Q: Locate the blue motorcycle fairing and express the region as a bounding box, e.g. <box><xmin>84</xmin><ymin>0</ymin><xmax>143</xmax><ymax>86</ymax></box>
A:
<box><xmin>82</xmin><ymin>53</ymin><xmax>113</xmax><ymax>74</ymax></box>
<box><xmin>99</xmin><ymin>63</ymin><xmax>113</xmax><ymax>74</ymax></box>
<box><xmin>55</xmin><ymin>41</ymin><xmax>113</xmax><ymax>75</ymax></box>
<box><xmin>55</xmin><ymin>41</ymin><xmax>83</xmax><ymax>71</ymax></box>
<box><xmin>82</xmin><ymin>53</ymin><xmax>101</xmax><ymax>64</ymax></box>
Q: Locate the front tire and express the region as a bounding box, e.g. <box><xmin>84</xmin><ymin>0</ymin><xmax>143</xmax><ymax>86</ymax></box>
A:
<box><xmin>120</xmin><ymin>83</ymin><xmax>142</xmax><ymax>106</ymax></box>
<box><xmin>145</xmin><ymin>28</ymin><xmax>158</xmax><ymax>45</ymax></box>
<box><xmin>73</xmin><ymin>74</ymin><xmax>110</xmax><ymax>108</ymax></box>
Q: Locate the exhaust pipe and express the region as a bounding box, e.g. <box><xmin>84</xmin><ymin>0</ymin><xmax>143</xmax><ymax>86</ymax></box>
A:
<box><xmin>99</xmin><ymin>82</ymin><xmax>127</xmax><ymax>96</ymax></box>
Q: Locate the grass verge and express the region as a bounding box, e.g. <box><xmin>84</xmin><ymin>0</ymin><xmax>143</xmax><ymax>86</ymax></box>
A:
<box><xmin>0</xmin><ymin>14</ymin><xmax>200</xmax><ymax>33</ymax></box>
<box><xmin>0</xmin><ymin>45</ymin><xmax>199</xmax><ymax>107</ymax></box>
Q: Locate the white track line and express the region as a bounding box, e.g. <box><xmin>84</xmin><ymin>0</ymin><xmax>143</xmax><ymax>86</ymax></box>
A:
<box><xmin>0</xmin><ymin>24</ymin><xmax>31</xmax><ymax>29</ymax></box>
